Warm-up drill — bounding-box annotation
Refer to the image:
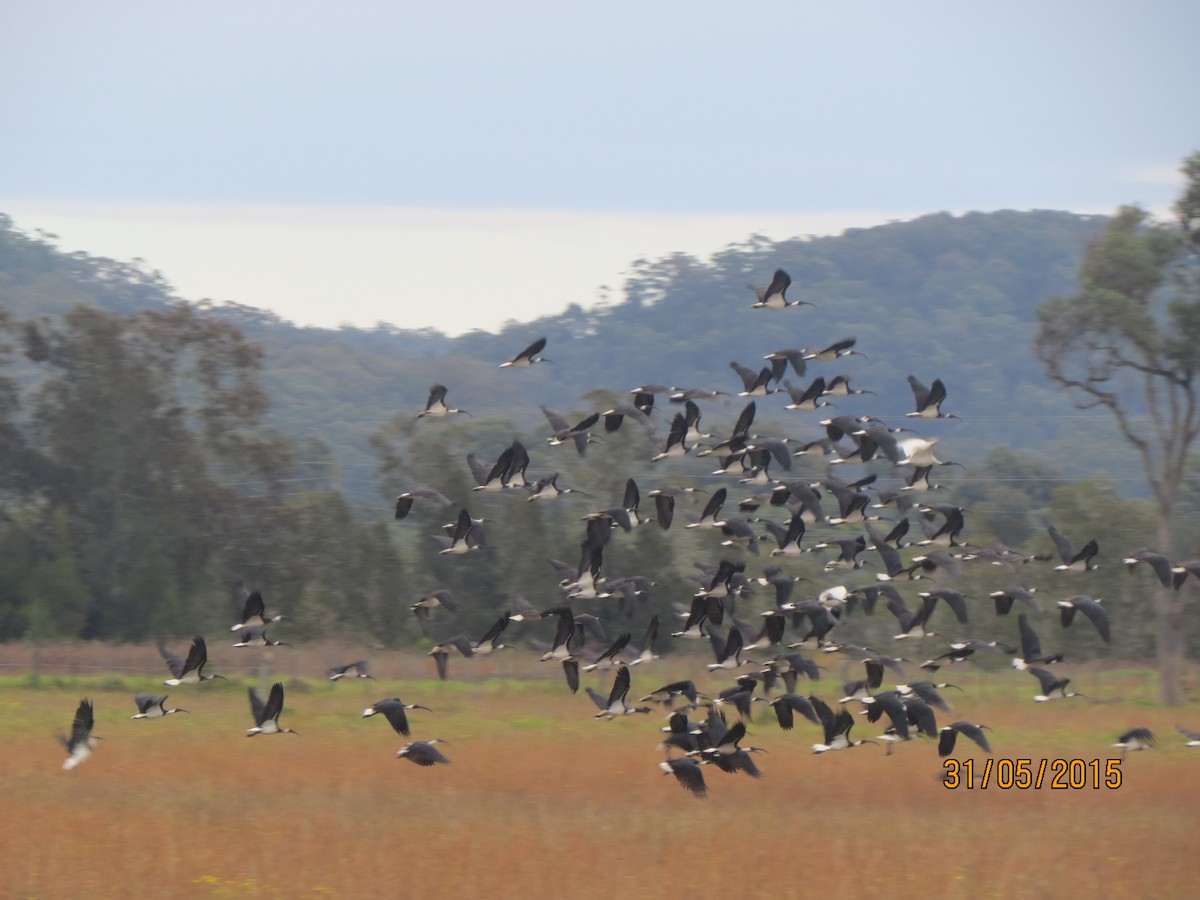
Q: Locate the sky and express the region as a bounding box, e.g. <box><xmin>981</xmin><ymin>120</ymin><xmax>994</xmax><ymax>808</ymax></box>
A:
<box><xmin>1</xmin><ymin>0</ymin><xmax>1196</xmax><ymax>335</ymax></box>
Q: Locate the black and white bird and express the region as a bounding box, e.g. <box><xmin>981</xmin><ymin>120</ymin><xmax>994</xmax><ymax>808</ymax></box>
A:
<box><xmin>906</xmin><ymin>375</ymin><xmax>958</xmax><ymax>419</ymax></box>
<box><xmin>895</xmin><ymin>680</ymin><xmax>960</xmax><ymax>713</ymax></box>
<box><xmin>764</xmin><ymin>514</ymin><xmax>806</xmax><ymax>558</ymax></box>
<box><xmin>693</xmin><ymin>558</ymin><xmax>746</xmax><ymax>605</ymax></box>
<box><xmin>969</xmin><ymin>543</ymin><xmax>1039</xmax><ymax>567</ymax></box>
<box><xmin>803</xmin><ymin>337</ymin><xmax>863</xmax><ymax>362</ymax></box>
<box><xmin>588</xmin><ymin>665</ymin><xmax>652</xmax><ymax>719</ymax></box>
<box><xmin>1056</xmin><ymin>595</ymin><xmax>1110</xmax><ymax>643</ymax></box>
<box><xmin>658</xmin><ymin>711</ymin><xmax>702</xmax><ymax>754</ymax></box>
<box><xmin>651</xmin><ymin>412</ymin><xmax>691</xmax><ymax>462</ymax></box>
<box><xmin>921</xmin><ymin>638</ymin><xmax>1011</xmax><ymax>670</ymax></box>
<box><xmin>61</xmin><ymin>698</ymin><xmax>98</xmax><ymax>770</ymax></box>
<box><xmin>328</xmin><ymin>660</ymin><xmax>377</xmax><ymax>681</ymax></box>
<box><xmin>903</xmin><ymin>549</ymin><xmax>964</xmax><ymax>580</ymax></box>
<box><xmin>660</xmin><ymin>757</ymin><xmax>707</xmax><ymax>798</ymax></box>
<box><xmin>246</xmin><ymin>682</ymin><xmax>299</xmax><ymax>736</ymax></box>
<box><xmin>749</xmin><ymin>269</ymin><xmax>809</xmax><ymax>310</ymax></box>
<box><xmin>697</xmin><ymin>719</ymin><xmax>766</xmax><ymax>777</ymax></box>
<box><xmin>362</xmin><ymin>698</ymin><xmax>433</xmax><ymax>737</ymax></box>
<box><xmin>917</xmin><ymin>504</ymin><xmax>969</xmax><ymax>548</ymax></box>
<box><xmin>1171</xmin><ymin>558</ymin><xmax>1200</xmax><ymax>589</ymax></box>
<box><xmin>471</xmin><ymin>615</ymin><xmax>511</xmax><ymax>656</ymax></box>
<box><xmin>469</xmin><ymin>441</ymin><xmax>530</xmax><ymax>491</ymax></box>
<box><xmin>1028</xmin><ymin>666</ymin><xmax>1085</xmax><ymax>702</ymax></box>
<box><xmin>640</xmin><ymin>679</ymin><xmax>702</xmax><ymax>706</ymax></box>
<box><xmin>427</xmin><ymin>635</ymin><xmax>475</xmax><ymax>680</ymax></box>
<box><xmin>812</xmin><ymin>704</ymin><xmax>876</xmax><ymax>753</ymax></box>
<box><xmin>1011</xmin><ymin>613</ymin><xmax>1064</xmax><ymax>671</ymax></box>
<box><xmin>1175</xmin><ymin>725</ymin><xmax>1200</xmax><ymax>747</ymax></box>
<box><xmin>507</xmin><ymin>594</ymin><xmax>550</xmax><ymax>623</ymax></box>
<box><xmin>627</xmin><ymin>615</ymin><xmax>661</xmax><ymax>666</ymax></box>
<box><xmin>231</xmin><ymin>625</ymin><xmax>292</xmax><ymax>648</ymax></box>
<box><xmin>541</xmin><ymin>406</ymin><xmax>602</xmax><ymax>456</ymax></box>
<box><xmin>685</xmin><ymin>487</ymin><xmax>728</xmax><ymax>530</ymax></box>
<box><xmin>864</xmin><ymin>521</ymin><xmax>905</xmax><ymax>578</ymax></box>
<box><xmin>729</xmin><ymin>362</ymin><xmax>778</xmax><ymax>398</ymax></box>
<box><xmin>438</xmin><ymin>508</ymin><xmax>481</xmax><ymax>556</ymax></box>
<box><xmin>559</xmin><ymin>529</ymin><xmax>610</xmax><ymax>601</ymax></box>
<box><xmin>937</xmin><ymin>722</ymin><xmax>992</xmax><ymax>757</ymax></box>
<box><xmin>706</xmin><ymin>625</ymin><xmax>750</xmax><ymax>672</ymax></box>
<box><xmin>813</xmin><ymin>535</ymin><xmax>868</xmax><ymax>571</ymax></box>
<box><xmin>765</xmin><ymin>693</ymin><xmax>822</xmax><ymax>731</ymax></box>
<box><xmin>539</xmin><ymin>607</ymin><xmax>587</xmax><ymax>687</ymax></box>
<box><xmin>397</xmin><ymin>739</ymin><xmax>452</xmax><ymax>766</ymax></box>
<box><xmin>394</xmin><ymin>487</ymin><xmax>452</xmax><ymax>520</ymax></box>
<box><xmin>783</xmin><ymin>377</ymin><xmax>832</xmax><ymax>412</ymax></box>
<box><xmin>888</xmin><ymin>592</ymin><xmax>940</xmax><ymax>640</ymax></box>
<box><xmin>499</xmin><ymin>336</ymin><xmax>550</xmax><ymax>368</ymax></box>
<box><xmin>823</xmin><ymin>374</ymin><xmax>873</xmax><ymax>398</ymax></box>
<box><xmin>860</xmin><ymin>691</ymin><xmax>913</xmax><ymax>745</ymax></box>
<box><xmin>581</xmin><ymin>632</ymin><xmax>632</xmax><ymax>675</ymax></box>
<box><xmin>607</xmin><ymin>574</ymin><xmax>656</xmax><ymax>616</ymax></box>
<box><xmin>131</xmin><ymin>694</ymin><xmax>188</xmax><ymax>719</ymax></box>
<box><xmin>416</xmin><ymin>384</ymin><xmax>470</xmax><ymax>418</ymax></box>
<box><xmin>527</xmin><ymin>472</ymin><xmax>587</xmax><ymax>502</ymax></box>
<box><xmin>1047</xmin><ymin>525</ymin><xmax>1099</xmax><ymax>573</ymax></box>
<box><xmin>1123</xmin><ymin>549</ymin><xmax>1178</xmax><ymax>589</ymax></box>
<box><xmin>603</xmin><ymin>396</ymin><xmax>654</xmax><ymax>434</ymax></box>
<box><xmin>411</xmin><ymin>590</ymin><xmax>458</xmax><ymax>623</ymax></box>
<box><xmin>160</xmin><ymin>636</ymin><xmax>226</xmax><ymax>686</ymax></box>
<box><xmin>917</xmin><ymin>589</ymin><xmax>970</xmax><ymax>626</ymax></box>
<box><xmin>1112</xmin><ymin>728</ymin><xmax>1157</xmax><ymax>755</ymax></box>
<box><xmin>990</xmin><ymin>586</ymin><xmax>1040</xmax><ymax>616</ymax></box>
<box><xmin>763</xmin><ymin>347</ymin><xmax>808</xmax><ymax>379</ymax></box>
<box><xmin>761</xmin><ymin>649</ymin><xmax>823</xmax><ymax>692</ymax></box>
<box><xmin>230</xmin><ymin>589</ymin><xmax>290</xmax><ymax>632</ymax></box>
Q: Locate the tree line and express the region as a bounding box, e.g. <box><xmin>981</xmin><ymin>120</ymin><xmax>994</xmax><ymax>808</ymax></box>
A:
<box><xmin>1</xmin><ymin>156</ymin><xmax>1198</xmax><ymax>706</ymax></box>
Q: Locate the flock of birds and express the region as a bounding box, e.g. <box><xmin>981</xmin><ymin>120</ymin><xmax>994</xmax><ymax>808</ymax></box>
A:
<box><xmin>60</xmin><ymin>599</ymin><xmax>450</xmax><ymax>769</ymax></box>
<box><xmin>57</xmin><ymin>269</ymin><xmax>1199</xmax><ymax>794</ymax></box>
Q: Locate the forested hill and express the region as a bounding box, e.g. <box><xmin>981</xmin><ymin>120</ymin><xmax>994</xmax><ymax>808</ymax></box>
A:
<box><xmin>0</xmin><ymin>209</ymin><xmax>1121</xmax><ymax>508</ymax></box>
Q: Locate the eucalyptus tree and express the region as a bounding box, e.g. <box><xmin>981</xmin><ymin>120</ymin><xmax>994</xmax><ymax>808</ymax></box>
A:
<box><xmin>1034</xmin><ymin>152</ymin><xmax>1200</xmax><ymax>704</ymax></box>
<box><xmin>26</xmin><ymin>304</ymin><xmax>291</xmax><ymax>639</ymax></box>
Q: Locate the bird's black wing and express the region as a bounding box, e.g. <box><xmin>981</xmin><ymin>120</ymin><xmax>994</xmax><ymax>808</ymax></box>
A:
<box><xmin>69</xmin><ymin>698</ymin><xmax>94</xmax><ymax>748</ymax></box>
<box><xmin>1076</xmin><ymin>597</ymin><xmax>1110</xmax><ymax>643</ymax></box>
<box><xmin>248</xmin><ymin>687</ymin><xmax>266</xmax><ymax>725</ymax></box>
<box><xmin>1018</xmin><ymin>614</ymin><xmax>1041</xmax><ymax>662</ymax></box>
<box><xmin>905</xmin><ymin>698</ymin><xmax>938</xmax><ymax>738</ymax></box>
<box><xmin>907</xmin><ymin>375</ymin><xmax>931</xmax><ymax>411</ymax></box>
<box><xmin>240</xmin><ymin>590</ymin><xmax>265</xmax><ymax>623</ymax></box>
<box><xmin>262</xmin><ymin>683</ymin><xmax>285</xmax><ymax>723</ymax></box>
<box><xmin>563</xmin><ymin>660</ymin><xmax>580</xmax><ymax>694</ymax></box>
<box><xmin>937</xmin><ymin>728</ymin><xmax>958</xmax><ymax>757</ymax></box>
<box><xmin>158</xmin><ymin>643</ymin><xmax>185</xmax><ymax>678</ymax></box>
<box><xmin>666</xmin><ymin>758</ymin><xmax>707</xmax><ymax>797</ymax></box>
<box><xmin>377</xmin><ymin>701</ymin><xmax>412</xmax><ymax>737</ymax></box>
<box><xmin>1046</xmin><ymin>525</ymin><xmax>1076</xmax><ymax>565</ymax></box>
<box><xmin>607</xmin><ymin>665</ymin><xmax>631</xmax><ymax>708</ymax></box>
<box><xmin>182</xmin><ymin>636</ymin><xmax>208</xmax><ymax>676</ymax></box>
<box><xmin>519</xmin><ymin>336</ymin><xmax>546</xmax><ymax>360</ymax></box>
<box><xmin>1027</xmin><ymin>667</ymin><xmax>1060</xmax><ymax>695</ymax></box>
<box><xmin>476</xmin><ymin>615</ymin><xmax>509</xmax><ymax>647</ymax></box>
<box><xmin>540</xmin><ymin>405</ymin><xmax>570</xmax><ymax>434</ymax></box>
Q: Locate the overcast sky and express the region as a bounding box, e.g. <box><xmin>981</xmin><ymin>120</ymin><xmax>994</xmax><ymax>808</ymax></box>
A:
<box><xmin>2</xmin><ymin>1</ymin><xmax>1196</xmax><ymax>334</ymax></box>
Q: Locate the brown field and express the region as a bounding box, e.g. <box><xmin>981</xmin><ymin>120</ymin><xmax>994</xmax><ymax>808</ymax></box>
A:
<box><xmin>1</xmin><ymin>643</ymin><xmax>1196</xmax><ymax>900</ymax></box>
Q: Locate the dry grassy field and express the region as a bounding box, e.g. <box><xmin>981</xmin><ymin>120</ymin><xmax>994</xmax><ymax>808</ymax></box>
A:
<box><xmin>1</xmin><ymin>643</ymin><xmax>1196</xmax><ymax>899</ymax></box>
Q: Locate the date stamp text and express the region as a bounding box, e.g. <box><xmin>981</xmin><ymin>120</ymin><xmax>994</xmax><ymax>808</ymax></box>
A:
<box><xmin>942</xmin><ymin>758</ymin><xmax>1123</xmax><ymax>790</ymax></box>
